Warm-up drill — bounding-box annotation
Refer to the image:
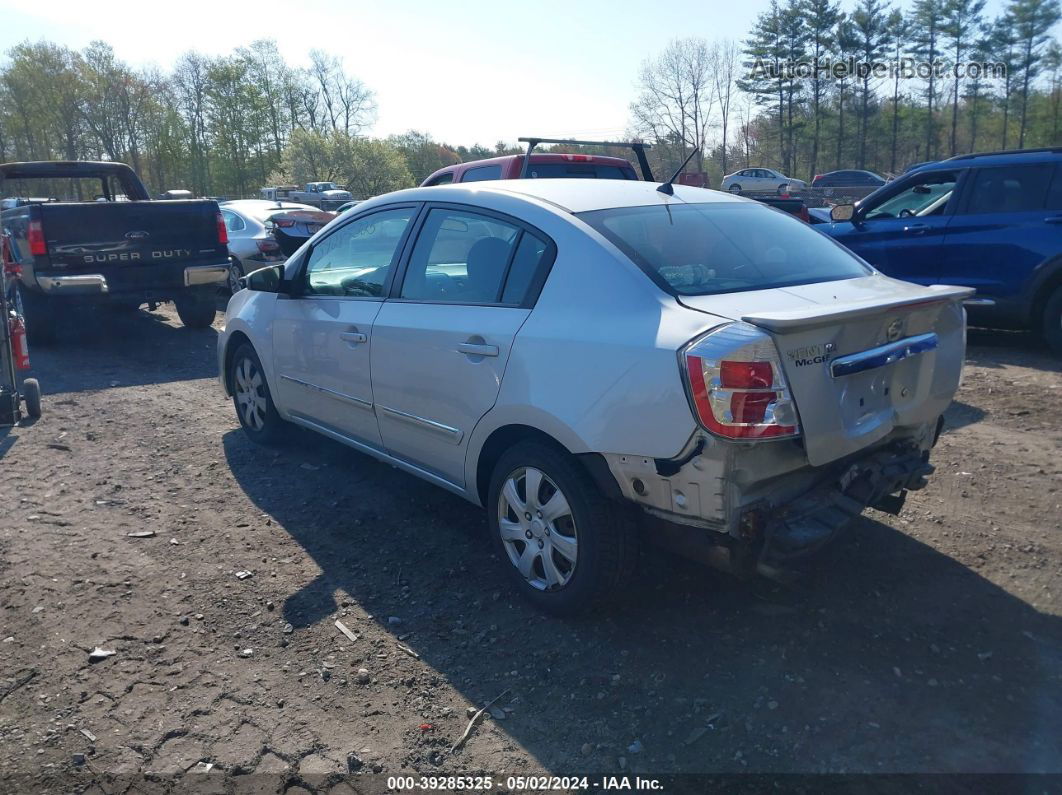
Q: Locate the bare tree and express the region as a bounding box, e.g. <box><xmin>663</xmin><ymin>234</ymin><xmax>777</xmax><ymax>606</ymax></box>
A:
<box><xmin>715</xmin><ymin>39</ymin><xmax>739</xmax><ymax>174</ymax></box>
<box><xmin>630</xmin><ymin>37</ymin><xmax>718</xmax><ymax>175</ymax></box>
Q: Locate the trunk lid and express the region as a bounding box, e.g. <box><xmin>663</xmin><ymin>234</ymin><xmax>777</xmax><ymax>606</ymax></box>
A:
<box><xmin>679</xmin><ymin>276</ymin><xmax>974</xmax><ymax>466</ymax></box>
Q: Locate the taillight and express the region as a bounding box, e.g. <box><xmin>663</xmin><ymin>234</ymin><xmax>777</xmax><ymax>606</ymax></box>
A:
<box><xmin>813</xmin><ymin>174</ymin><xmax>823</xmax><ymax>182</ymax></box>
<box><xmin>798</xmin><ymin>205</ymin><xmax>810</xmax><ymax>223</ymax></box>
<box><xmin>28</xmin><ymin>220</ymin><xmax>46</xmax><ymax>257</ymax></box>
<box><xmin>216</xmin><ymin>212</ymin><xmax>228</xmax><ymax>245</ymax></box>
<box><xmin>272</xmin><ymin>219</ymin><xmax>296</xmax><ymax>228</ymax></box>
<box><xmin>682</xmin><ymin>322</ymin><xmax>800</xmax><ymax>440</ymax></box>
<box><xmin>256</xmin><ymin>239</ymin><xmax>280</xmax><ymax>253</ymax></box>
<box><xmin>564</xmin><ymin>154</ymin><xmax>592</xmax><ymax>162</ymax></box>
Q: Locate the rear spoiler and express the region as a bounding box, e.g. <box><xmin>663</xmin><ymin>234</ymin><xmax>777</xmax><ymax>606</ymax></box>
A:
<box><xmin>518</xmin><ymin>137</ymin><xmax>654</xmax><ymax>181</ymax></box>
<box><xmin>741</xmin><ymin>285</ymin><xmax>976</xmax><ymax>332</ymax></box>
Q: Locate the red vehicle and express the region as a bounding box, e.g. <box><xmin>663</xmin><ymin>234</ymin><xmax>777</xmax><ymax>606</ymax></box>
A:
<box><xmin>421</xmin><ymin>137</ymin><xmax>653</xmax><ymax>186</ymax></box>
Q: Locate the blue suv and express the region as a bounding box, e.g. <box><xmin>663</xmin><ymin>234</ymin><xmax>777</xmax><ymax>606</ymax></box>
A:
<box><xmin>817</xmin><ymin>148</ymin><xmax>1062</xmax><ymax>355</ymax></box>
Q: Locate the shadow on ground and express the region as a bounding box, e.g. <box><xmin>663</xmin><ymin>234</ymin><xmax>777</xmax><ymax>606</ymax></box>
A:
<box><xmin>224</xmin><ymin>427</ymin><xmax>1062</xmax><ymax>774</ymax></box>
<box><xmin>22</xmin><ymin>308</ymin><xmax>219</xmax><ymax>395</ymax></box>
<box><xmin>965</xmin><ymin>328</ymin><xmax>1060</xmax><ymax>373</ymax></box>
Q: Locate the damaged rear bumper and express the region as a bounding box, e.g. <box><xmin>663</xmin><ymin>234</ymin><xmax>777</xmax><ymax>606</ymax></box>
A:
<box><xmin>755</xmin><ymin>443</ymin><xmax>933</xmax><ymax>571</ymax></box>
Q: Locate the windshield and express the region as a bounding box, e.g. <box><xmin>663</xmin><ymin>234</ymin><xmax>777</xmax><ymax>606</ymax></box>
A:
<box><xmin>578</xmin><ymin>202</ymin><xmax>870</xmax><ymax>296</ymax></box>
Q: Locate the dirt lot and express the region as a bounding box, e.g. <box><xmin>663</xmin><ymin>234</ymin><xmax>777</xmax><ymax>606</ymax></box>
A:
<box><xmin>0</xmin><ymin>307</ymin><xmax>1060</xmax><ymax>791</ymax></box>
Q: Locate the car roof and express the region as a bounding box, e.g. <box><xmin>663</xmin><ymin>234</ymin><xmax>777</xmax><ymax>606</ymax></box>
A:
<box><xmin>936</xmin><ymin>147</ymin><xmax>1062</xmax><ymax>168</ymax></box>
<box><xmin>359</xmin><ymin>179</ymin><xmax>746</xmax><ymax>214</ymax></box>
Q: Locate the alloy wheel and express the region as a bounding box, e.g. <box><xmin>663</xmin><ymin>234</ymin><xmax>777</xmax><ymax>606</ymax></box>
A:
<box><xmin>497</xmin><ymin>466</ymin><xmax>578</xmax><ymax>591</ymax></box>
<box><xmin>233</xmin><ymin>356</ymin><xmax>267</xmax><ymax>431</ymax></box>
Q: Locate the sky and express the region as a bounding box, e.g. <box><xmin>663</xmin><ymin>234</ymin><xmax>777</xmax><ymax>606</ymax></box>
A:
<box><xmin>0</xmin><ymin>0</ymin><xmax>1029</xmax><ymax>147</ymax></box>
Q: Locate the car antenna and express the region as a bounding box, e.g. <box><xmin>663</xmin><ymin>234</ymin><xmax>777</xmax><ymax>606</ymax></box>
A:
<box><xmin>657</xmin><ymin>147</ymin><xmax>700</xmax><ymax>196</ymax></box>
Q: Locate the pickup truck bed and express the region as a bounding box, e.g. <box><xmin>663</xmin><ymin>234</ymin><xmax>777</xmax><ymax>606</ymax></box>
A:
<box><xmin>1</xmin><ymin>161</ymin><xmax>229</xmax><ymax>342</ymax></box>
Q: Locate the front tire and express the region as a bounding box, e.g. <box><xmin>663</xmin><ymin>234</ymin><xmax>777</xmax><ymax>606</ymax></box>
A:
<box><xmin>229</xmin><ymin>343</ymin><xmax>286</xmax><ymax>444</ymax></box>
<box><xmin>174</xmin><ymin>291</ymin><xmax>217</xmax><ymax>329</ymax></box>
<box><xmin>487</xmin><ymin>441</ymin><xmax>636</xmax><ymax>615</ymax></box>
<box><xmin>1042</xmin><ymin>286</ymin><xmax>1062</xmax><ymax>357</ymax></box>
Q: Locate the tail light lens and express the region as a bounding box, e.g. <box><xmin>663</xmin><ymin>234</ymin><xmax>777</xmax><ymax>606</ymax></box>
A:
<box><xmin>683</xmin><ymin>322</ymin><xmax>800</xmax><ymax>440</ymax></box>
<box><xmin>28</xmin><ymin>220</ymin><xmax>46</xmax><ymax>256</ymax></box>
<box><xmin>272</xmin><ymin>218</ymin><xmax>296</xmax><ymax>228</ymax></box>
<box><xmin>256</xmin><ymin>239</ymin><xmax>280</xmax><ymax>253</ymax></box>
<box><xmin>216</xmin><ymin>212</ymin><xmax>229</xmax><ymax>245</ymax></box>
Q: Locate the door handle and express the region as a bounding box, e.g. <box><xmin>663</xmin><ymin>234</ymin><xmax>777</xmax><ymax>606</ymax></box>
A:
<box><xmin>1045</xmin><ymin>216</ymin><xmax>1062</xmax><ymax>225</ymax></box>
<box><xmin>339</xmin><ymin>330</ymin><xmax>368</xmax><ymax>345</ymax></box>
<box><xmin>456</xmin><ymin>342</ymin><xmax>499</xmax><ymax>357</ymax></box>
<box><xmin>903</xmin><ymin>223</ymin><xmax>928</xmax><ymax>235</ymax></box>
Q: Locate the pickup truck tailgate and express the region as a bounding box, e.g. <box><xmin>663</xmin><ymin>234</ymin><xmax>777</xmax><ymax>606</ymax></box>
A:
<box><xmin>680</xmin><ymin>277</ymin><xmax>973</xmax><ymax>466</ymax></box>
<box><xmin>40</xmin><ymin>200</ymin><xmax>225</xmax><ymax>282</ymax></box>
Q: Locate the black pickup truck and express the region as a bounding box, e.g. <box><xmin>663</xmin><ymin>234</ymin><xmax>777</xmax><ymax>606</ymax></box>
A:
<box><xmin>1</xmin><ymin>161</ymin><xmax>229</xmax><ymax>342</ymax></box>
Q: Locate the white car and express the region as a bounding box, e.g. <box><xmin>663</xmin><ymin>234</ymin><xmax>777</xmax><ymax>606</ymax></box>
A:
<box><xmin>218</xmin><ymin>180</ymin><xmax>971</xmax><ymax>614</ymax></box>
<box><xmin>721</xmin><ymin>168</ymin><xmax>806</xmax><ymax>194</ymax></box>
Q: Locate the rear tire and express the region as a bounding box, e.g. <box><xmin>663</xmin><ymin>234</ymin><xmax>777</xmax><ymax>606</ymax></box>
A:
<box><xmin>487</xmin><ymin>441</ymin><xmax>637</xmax><ymax>616</ymax></box>
<box><xmin>22</xmin><ymin>378</ymin><xmax>41</xmax><ymax>419</ymax></box>
<box><xmin>228</xmin><ymin>343</ymin><xmax>286</xmax><ymax>444</ymax></box>
<box><xmin>729</xmin><ymin>184</ymin><xmax>742</xmax><ymax>194</ymax></box>
<box><xmin>174</xmin><ymin>291</ymin><xmax>217</xmax><ymax>329</ymax></box>
<box><xmin>18</xmin><ymin>287</ymin><xmax>57</xmax><ymax>345</ymax></box>
<box><xmin>1042</xmin><ymin>286</ymin><xmax>1062</xmax><ymax>357</ymax></box>
<box><xmin>226</xmin><ymin>258</ymin><xmax>244</xmax><ymax>296</ymax></box>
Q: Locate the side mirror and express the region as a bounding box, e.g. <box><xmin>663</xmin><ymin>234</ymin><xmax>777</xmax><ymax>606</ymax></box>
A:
<box><xmin>830</xmin><ymin>203</ymin><xmax>856</xmax><ymax>222</ymax></box>
<box><xmin>243</xmin><ymin>263</ymin><xmax>285</xmax><ymax>293</ymax></box>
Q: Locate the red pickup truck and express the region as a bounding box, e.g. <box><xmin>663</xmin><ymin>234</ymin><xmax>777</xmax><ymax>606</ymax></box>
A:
<box><xmin>421</xmin><ymin>137</ymin><xmax>652</xmax><ymax>186</ymax></box>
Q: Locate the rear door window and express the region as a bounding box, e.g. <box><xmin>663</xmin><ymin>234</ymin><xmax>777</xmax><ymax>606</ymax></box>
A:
<box><xmin>1047</xmin><ymin>164</ymin><xmax>1062</xmax><ymax>211</ymax></box>
<box><xmin>579</xmin><ymin>203</ymin><xmax>868</xmax><ymax>296</ymax></box>
<box><xmin>461</xmin><ymin>165</ymin><xmax>503</xmax><ymax>182</ymax></box>
<box><xmin>964</xmin><ymin>164</ymin><xmax>1054</xmax><ymax>214</ymax></box>
<box><xmin>526</xmin><ymin>163</ymin><xmax>635</xmax><ymax>179</ymax></box>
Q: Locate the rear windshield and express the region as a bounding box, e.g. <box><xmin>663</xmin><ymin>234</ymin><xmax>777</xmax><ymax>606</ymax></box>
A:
<box><xmin>578</xmin><ymin>202</ymin><xmax>870</xmax><ymax>296</ymax></box>
<box><xmin>527</xmin><ymin>163</ymin><xmax>636</xmax><ymax>180</ymax></box>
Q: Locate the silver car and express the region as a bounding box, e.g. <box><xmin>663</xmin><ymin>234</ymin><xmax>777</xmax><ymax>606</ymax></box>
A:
<box><xmin>219</xmin><ymin>200</ymin><xmax>318</xmax><ymax>294</ymax></box>
<box><xmin>721</xmin><ymin>167</ymin><xmax>807</xmax><ymax>194</ymax></box>
<box><xmin>218</xmin><ymin>180</ymin><xmax>971</xmax><ymax>614</ymax></box>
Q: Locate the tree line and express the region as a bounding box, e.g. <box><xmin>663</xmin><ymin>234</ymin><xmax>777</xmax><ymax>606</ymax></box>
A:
<box><xmin>632</xmin><ymin>0</ymin><xmax>1061</xmax><ymax>184</ymax></box>
<box><xmin>0</xmin><ymin>0</ymin><xmax>1059</xmax><ymax>200</ymax></box>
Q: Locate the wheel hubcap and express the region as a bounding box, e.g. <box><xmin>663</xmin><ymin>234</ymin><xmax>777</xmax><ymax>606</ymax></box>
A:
<box><xmin>233</xmin><ymin>357</ymin><xmax>267</xmax><ymax>431</ymax></box>
<box><xmin>497</xmin><ymin>466</ymin><xmax>577</xmax><ymax>591</ymax></box>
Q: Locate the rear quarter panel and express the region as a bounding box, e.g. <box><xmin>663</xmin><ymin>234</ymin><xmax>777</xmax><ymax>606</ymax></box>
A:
<box><xmin>464</xmin><ymin>203</ymin><xmax>722</xmax><ymax>490</ymax></box>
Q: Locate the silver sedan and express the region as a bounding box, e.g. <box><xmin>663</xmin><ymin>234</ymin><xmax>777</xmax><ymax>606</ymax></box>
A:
<box><xmin>219</xmin><ymin>200</ymin><xmax>318</xmax><ymax>294</ymax></box>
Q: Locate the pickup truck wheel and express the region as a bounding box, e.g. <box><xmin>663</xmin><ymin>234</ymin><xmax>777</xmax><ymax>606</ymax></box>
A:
<box><xmin>487</xmin><ymin>442</ymin><xmax>636</xmax><ymax>615</ymax></box>
<box><xmin>229</xmin><ymin>344</ymin><xmax>285</xmax><ymax>444</ymax></box>
<box><xmin>18</xmin><ymin>287</ymin><xmax>57</xmax><ymax>345</ymax></box>
<box><xmin>729</xmin><ymin>184</ymin><xmax>742</xmax><ymax>193</ymax></box>
<box><xmin>174</xmin><ymin>292</ymin><xmax>217</xmax><ymax>329</ymax></box>
<box><xmin>1043</xmin><ymin>287</ymin><xmax>1062</xmax><ymax>357</ymax></box>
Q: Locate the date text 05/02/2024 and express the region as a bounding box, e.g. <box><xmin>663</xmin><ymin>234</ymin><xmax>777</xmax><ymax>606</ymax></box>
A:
<box><xmin>386</xmin><ymin>775</ymin><xmax>665</xmax><ymax>791</ymax></box>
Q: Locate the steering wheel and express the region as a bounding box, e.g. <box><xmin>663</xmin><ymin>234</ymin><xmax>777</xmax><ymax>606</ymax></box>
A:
<box><xmin>898</xmin><ymin>208</ymin><xmax>915</xmax><ymax>218</ymax></box>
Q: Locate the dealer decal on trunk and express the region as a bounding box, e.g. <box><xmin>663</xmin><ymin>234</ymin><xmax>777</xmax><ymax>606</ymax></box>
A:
<box><xmin>786</xmin><ymin>342</ymin><xmax>837</xmax><ymax>367</ymax></box>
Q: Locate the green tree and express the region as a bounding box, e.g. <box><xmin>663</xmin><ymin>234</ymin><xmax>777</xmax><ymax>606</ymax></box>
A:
<box><xmin>943</xmin><ymin>0</ymin><xmax>986</xmax><ymax>155</ymax></box>
<box><xmin>851</xmin><ymin>0</ymin><xmax>891</xmax><ymax>167</ymax></box>
<box><xmin>1006</xmin><ymin>0</ymin><xmax>1062</xmax><ymax>146</ymax></box>
<box><xmin>911</xmin><ymin>0</ymin><xmax>945</xmax><ymax>159</ymax></box>
<box><xmin>800</xmin><ymin>0</ymin><xmax>842</xmax><ymax>180</ymax></box>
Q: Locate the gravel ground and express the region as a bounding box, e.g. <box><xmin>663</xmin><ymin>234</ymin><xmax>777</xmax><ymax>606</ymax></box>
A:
<box><xmin>0</xmin><ymin>307</ymin><xmax>1059</xmax><ymax>791</ymax></box>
